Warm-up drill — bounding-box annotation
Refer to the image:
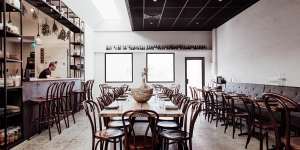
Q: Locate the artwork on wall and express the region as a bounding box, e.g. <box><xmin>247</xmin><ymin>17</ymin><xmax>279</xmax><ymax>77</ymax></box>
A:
<box><xmin>105</xmin><ymin>44</ymin><xmax>209</xmax><ymax>51</ymax></box>
<box><xmin>40</xmin><ymin>48</ymin><xmax>45</xmax><ymax>63</ymax></box>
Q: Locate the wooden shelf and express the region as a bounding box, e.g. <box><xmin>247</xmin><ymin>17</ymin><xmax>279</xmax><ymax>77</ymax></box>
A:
<box><xmin>0</xmin><ymin>2</ymin><xmax>21</xmax><ymax>12</ymax></box>
<box><xmin>25</xmin><ymin>0</ymin><xmax>83</xmax><ymax>33</ymax></box>
<box><xmin>70</xmin><ymin>42</ymin><xmax>84</xmax><ymax>46</ymax></box>
<box><xmin>71</xmin><ymin>55</ymin><xmax>84</xmax><ymax>58</ymax></box>
<box><xmin>0</xmin><ymin>58</ymin><xmax>22</xmax><ymax>63</ymax></box>
<box><xmin>0</xmin><ymin>30</ymin><xmax>21</xmax><ymax>37</ymax></box>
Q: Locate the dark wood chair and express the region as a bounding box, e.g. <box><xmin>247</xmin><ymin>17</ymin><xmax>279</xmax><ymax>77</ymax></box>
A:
<box><xmin>83</xmin><ymin>100</ymin><xmax>124</xmax><ymax>150</ymax></box>
<box><xmin>122</xmin><ymin>109</ymin><xmax>159</xmax><ymax>150</ymax></box>
<box><xmin>31</xmin><ymin>82</ymin><xmax>61</xmax><ymax>140</ymax></box>
<box><xmin>62</xmin><ymin>81</ymin><xmax>76</xmax><ymax>126</ymax></box>
<box><xmin>261</xmin><ymin>93</ymin><xmax>300</xmax><ymax>150</ymax></box>
<box><xmin>160</xmin><ymin>101</ymin><xmax>202</xmax><ymax>150</ymax></box>
<box><xmin>222</xmin><ymin>93</ymin><xmax>249</xmax><ymax>139</ymax></box>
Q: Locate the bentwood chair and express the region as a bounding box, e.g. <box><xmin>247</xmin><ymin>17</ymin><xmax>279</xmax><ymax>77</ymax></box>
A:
<box><xmin>63</xmin><ymin>81</ymin><xmax>76</xmax><ymax>126</ymax></box>
<box><xmin>160</xmin><ymin>101</ymin><xmax>202</xmax><ymax>150</ymax></box>
<box><xmin>83</xmin><ymin>100</ymin><xmax>124</xmax><ymax>150</ymax></box>
<box><xmin>222</xmin><ymin>93</ymin><xmax>249</xmax><ymax>139</ymax></box>
<box><xmin>31</xmin><ymin>82</ymin><xmax>61</xmax><ymax>140</ymax></box>
<box><xmin>261</xmin><ymin>93</ymin><xmax>300</xmax><ymax>150</ymax></box>
<box><xmin>122</xmin><ymin>110</ymin><xmax>159</xmax><ymax>150</ymax></box>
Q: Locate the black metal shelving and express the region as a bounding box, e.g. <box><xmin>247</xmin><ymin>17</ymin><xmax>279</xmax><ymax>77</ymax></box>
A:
<box><xmin>68</xmin><ymin>21</ymin><xmax>85</xmax><ymax>80</ymax></box>
<box><xmin>0</xmin><ymin>0</ymin><xmax>24</xmax><ymax>149</ymax></box>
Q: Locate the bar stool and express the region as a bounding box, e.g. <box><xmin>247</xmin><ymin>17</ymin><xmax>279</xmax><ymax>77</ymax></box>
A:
<box><xmin>72</xmin><ymin>80</ymin><xmax>90</xmax><ymax>111</ymax></box>
<box><xmin>31</xmin><ymin>82</ymin><xmax>61</xmax><ymax>140</ymax></box>
<box><xmin>63</xmin><ymin>81</ymin><xmax>76</xmax><ymax>126</ymax></box>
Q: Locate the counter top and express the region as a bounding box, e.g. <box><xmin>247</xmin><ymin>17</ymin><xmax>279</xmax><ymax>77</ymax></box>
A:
<box><xmin>24</xmin><ymin>78</ymin><xmax>82</xmax><ymax>82</ymax></box>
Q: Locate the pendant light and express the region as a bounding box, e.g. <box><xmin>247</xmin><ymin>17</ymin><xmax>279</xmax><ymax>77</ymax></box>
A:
<box><xmin>35</xmin><ymin>22</ymin><xmax>42</xmax><ymax>45</ymax></box>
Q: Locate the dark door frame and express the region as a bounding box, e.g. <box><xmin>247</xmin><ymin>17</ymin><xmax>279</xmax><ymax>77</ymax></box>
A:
<box><xmin>185</xmin><ymin>57</ymin><xmax>205</xmax><ymax>95</ymax></box>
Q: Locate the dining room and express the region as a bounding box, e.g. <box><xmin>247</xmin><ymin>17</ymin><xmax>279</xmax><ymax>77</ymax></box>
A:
<box><xmin>1</xmin><ymin>0</ymin><xmax>300</xmax><ymax>150</ymax></box>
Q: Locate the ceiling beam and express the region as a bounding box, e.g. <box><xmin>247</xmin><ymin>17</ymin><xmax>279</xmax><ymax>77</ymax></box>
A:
<box><xmin>157</xmin><ymin>0</ymin><xmax>167</xmax><ymax>28</ymax></box>
<box><xmin>199</xmin><ymin>0</ymin><xmax>233</xmax><ymax>28</ymax></box>
<box><xmin>185</xmin><ymin>0</ymin><xmax>211</xmax><ymax>27</ymax></box>
<box><xmin>142</xmin><ymin>0</ymin><xmax>145</xmax><ymax>29</ymax></box>
<box><xmin>171</xmin><ymin>0</ymin><xmax>189</xmax><ymax>28</ymax></box>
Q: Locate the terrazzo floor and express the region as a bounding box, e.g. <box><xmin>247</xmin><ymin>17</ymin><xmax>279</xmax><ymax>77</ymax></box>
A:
<box><xmin>13</xmin><ymin>111</ymin><xmax>265</xmax><ymax>150</ymax></box>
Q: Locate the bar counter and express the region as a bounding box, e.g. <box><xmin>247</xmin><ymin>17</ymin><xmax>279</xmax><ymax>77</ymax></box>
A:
<box><xmin>23</xmin><ymin>78</ymin><xmax>82</xmax><ymax>139</ymax></box>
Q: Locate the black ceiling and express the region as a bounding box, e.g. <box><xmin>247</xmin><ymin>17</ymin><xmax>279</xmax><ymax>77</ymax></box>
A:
<box><xmin>126</xmin><ymin>0</ymin><xmax>259</xmax><ymax>31</ymax></box>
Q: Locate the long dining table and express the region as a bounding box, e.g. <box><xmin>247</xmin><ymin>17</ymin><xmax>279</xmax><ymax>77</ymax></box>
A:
<box><xmin>99</xmin><ymin>94</ymin><xmax>183</xmax><ymax>118</ymax></box>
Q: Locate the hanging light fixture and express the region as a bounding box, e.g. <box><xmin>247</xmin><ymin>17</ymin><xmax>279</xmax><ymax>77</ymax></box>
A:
<box><xmin>35</xmin><ymin>22</ymin><xmax>42</xmax><ymax>45</ymax></box>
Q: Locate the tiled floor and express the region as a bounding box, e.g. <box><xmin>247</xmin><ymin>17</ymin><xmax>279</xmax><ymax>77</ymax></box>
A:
<box><xmin>13</xmin><ymin>111</ymin><xmax>264</xmax><ymax>150</ymax></box>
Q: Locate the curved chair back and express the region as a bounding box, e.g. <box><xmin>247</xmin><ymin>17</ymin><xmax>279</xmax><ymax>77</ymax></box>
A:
<box><xmin>182</xmin><ymin>101</ymin><xmax>202</xmax><ymax>137</ymax></box>
<box><xmin>122</xmin><ymin>110</ymin><xmax>159</xmax><ymax>150</ymax></box>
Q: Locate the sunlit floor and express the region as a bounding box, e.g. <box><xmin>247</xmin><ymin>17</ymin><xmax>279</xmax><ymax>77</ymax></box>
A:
<box><xmin>13</xmin><ymin>111</ymin><xmax>263</xmax><ymax>150</ymax></box>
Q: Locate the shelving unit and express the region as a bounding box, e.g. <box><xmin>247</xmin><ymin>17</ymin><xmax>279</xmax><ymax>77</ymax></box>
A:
<box><xmin>0</xmin><ymin>0</ymin><xmax>24</xmax><ymax>149</ymax></box>
<box><xmin>68</xmin><ymin>24</ymin><xmax>85</xmax><ymax>80</ymax></box>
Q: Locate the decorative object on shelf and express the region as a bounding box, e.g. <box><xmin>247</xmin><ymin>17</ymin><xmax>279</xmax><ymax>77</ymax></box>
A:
<box><xmin>52</xmin><ymin>20</ymin><xmax>58</xmax><ymax>34</ymax></box>
<box><xmin>131</xmin><ymin>67</ymin><xmax>153</xmax><ymax>103</ymax></box>
<box><xmin>105</xmin><ymin>44</ymin><xmax>208</xmax><ymax>51</ymax></box>
<box><xmin>41</xmin><ymin>19</ymin><xmax>50</xmax><ymax>36</ymax></box>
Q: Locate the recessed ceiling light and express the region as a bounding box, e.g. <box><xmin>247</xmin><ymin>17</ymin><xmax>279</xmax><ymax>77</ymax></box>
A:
<box><xmin>30</xmin><ymin>8</ymin><xmax>34</xmax><ymax>12</ymax></box>
<box><xmin>153</xmin><ymin>0</ymin><xmax>157</xmax><ymax>2</ymax></box>
<box><xmin>218</xmin><ymin>0</ymin><xmax>223</xmax><ymax>2</ymax></box>
<box><xmin>196</xmin><ymin>22</ymin><xmax>199</xmax><ymax>24</ymax></box>
<box><xmin>150</xmin><ymin>22</ymin><xmax>153</xmax><ymax>24</ymax></box>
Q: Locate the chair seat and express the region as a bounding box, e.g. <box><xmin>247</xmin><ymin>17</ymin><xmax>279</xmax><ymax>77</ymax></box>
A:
<box><xmin>127</xmin><ymin>135</ymin><xmax>154</xmax><ymax>150</ymax></box>
<box><xmin>157</xmin><ymin>120</ymin><xmax>179</xmax><ymax>129</ymax></box>
<box><xmin>107</xmin><ymin>120</ymin><xmax>130</xmax><ymax>128</ymax></box>
<box><xmin>160</xmin><ymin>130</ymin><xmax>191</xmax><ymax>140</ymax></box>
<box><xmin>95</xmin><ymin>128</ymin><xmax>124</xmax><ymax>140</ymax></box>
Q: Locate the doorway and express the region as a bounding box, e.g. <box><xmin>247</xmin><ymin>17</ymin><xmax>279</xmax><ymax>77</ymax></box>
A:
<box><xmin>185</xmin><ymin>57</ymin><xmax>205</xmax><ymax>97</ymax></box>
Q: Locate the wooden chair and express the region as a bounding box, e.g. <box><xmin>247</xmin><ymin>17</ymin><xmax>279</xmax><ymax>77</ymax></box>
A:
<box><xmin>83</xmin><ymin>100</ymin><xmax>124</xmax><ymax>150</ymax></box>
<box><xmin>160</xmin><ymin>101</ymin><xmax>202</xmax><ymax>150</ymax></box>
<box><xmin>31</xmin><ymin>82</ymin><xmax>61</xmax><ymax>140</ymax></box>
<box><xmin>261</xmin><ymin>93</ymin><xmax>300</xmax><ymax>150</ymax></box>
<box><xmin>222</xmin><ymin>93</ymin><xmax>248</xmax><ymax>139</ymax></box>
<box><xmin>122</xmin><ymin>110</ymin><xmax>159</xmax><ymax>150</ymax></box>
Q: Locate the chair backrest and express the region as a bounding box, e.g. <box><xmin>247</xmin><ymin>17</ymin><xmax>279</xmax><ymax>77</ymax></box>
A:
<box><xmin>83</xmin><ymin>100</ymin><xmax>104</xmax><ymax>135</ymax></box>
<box><xmin>122</xmin><ymin>110</ymin><xmax>159</xmax><ymax>150</ymax></box>
<box><xmin>262</xmin><ymin>93</ymin><xmax>299</xmax><ymax>149</ymax></box>
<box><xmin>182</xmin><ymin>101</ymin><xmax>202</xmax><ymax>137</ymax></box>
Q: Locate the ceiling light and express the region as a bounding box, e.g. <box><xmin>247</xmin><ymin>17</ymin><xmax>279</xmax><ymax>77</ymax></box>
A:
<box><xmin>153</xmin><ymin>0</ymin><xmax>157</xmax><ymax>2</ymax></box>
<box><xmin>218</xmin><ymin>0</ymin><xmax>223</xmax><ymax>2</ymax></box>
<box><xmin>196</xmin><ymin>22</ymin><xmax>199</xmax><ymax>25</ymax></box>
<box><xmin>30</xmin><ymin>8</ymin><xmax>34</xmax><ymax>12</ymax></box>
<box><xmin>150</xmin><ymin>22</ymin><xmax>153</xmax><ymax>24</ymax></box>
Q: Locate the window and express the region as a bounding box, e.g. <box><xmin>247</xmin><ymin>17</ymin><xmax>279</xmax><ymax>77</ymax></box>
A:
<box><xmin>105</xmin><ymin>53</ymin><xmax>133</xmax><ymax>82</ymax></box>
<box><xmin>147</xmin><ymin>53</ymin><xmax>175</xmax><ymax>82</ymax></box>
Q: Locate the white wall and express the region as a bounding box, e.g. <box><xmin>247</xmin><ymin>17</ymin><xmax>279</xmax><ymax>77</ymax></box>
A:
<box><xmin>94</xmin><ymin>50</ymin><xmax>212</xmax><ymax>96</ymax></box>
<box><xmin>216</xmin><ymin>0</ymin><xmax>300</xmax><ymax>87</ymax></box>
<box><xmin>92</xmin><ymin>31</ymin><xmax>213</xmax><ymax>96</ymax></box>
